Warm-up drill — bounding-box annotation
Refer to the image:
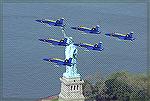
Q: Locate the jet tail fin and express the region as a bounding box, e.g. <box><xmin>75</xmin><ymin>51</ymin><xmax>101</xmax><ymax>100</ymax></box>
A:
<box><xmin>98</xmin><ymin>42</ymin><xmax>102</xmax><ymax>47</ymax></box>
<box><xmin>126</xmin><ymin>32</ymin><xmax>134</xmax><ymax>38</ymax></box>
<box><xmin>94</xmin><ymin>42</ymin><xmax>102</xmax><ymax>48</ymax></box>
<box><xmin>63</xmin><ymin>38</ymin><xmax>67</xmax><ymax>43</ymax></box>
<box><xmin>129</xmin><ymin>32</ymin><xmax>134</xmax><ymax>37</ymax></box>
<box><xmin>43</xmin><ymin>58</ymin><xmax>50</xmax><ymax>61</ymax></box>
<box><xmin>59</xmin><ymin>18</ymin><xmax>64</xmax><ymax>24</ymax></box>
<box><xmin>96</xmin><ymin>25</ymin><xmax>100</xmax><ymax>32</ymax></box>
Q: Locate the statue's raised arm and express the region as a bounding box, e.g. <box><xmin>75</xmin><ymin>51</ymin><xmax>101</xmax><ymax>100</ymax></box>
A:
<box><xmin>61</xmin><ymin>28</ymin><xmax>67</xmax><ymax>38</ymax></box>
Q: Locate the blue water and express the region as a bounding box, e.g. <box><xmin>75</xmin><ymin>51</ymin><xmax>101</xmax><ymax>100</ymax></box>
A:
<box><xmin>3</xmin><ymin>3</ymin><xmax>147</xmax><ymax>98</ymax></box>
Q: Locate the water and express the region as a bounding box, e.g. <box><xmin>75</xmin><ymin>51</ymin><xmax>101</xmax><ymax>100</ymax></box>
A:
<box><xmin>3</xmin><ymin>3</ymin><xmax>147</xmax><ymax>98</ymax></box>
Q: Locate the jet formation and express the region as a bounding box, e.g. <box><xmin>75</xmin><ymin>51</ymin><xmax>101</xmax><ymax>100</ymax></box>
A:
<box><xmin>36</xmin><ymin>18</ymin><xmax>135</xmax><ymax>67</ymax></box>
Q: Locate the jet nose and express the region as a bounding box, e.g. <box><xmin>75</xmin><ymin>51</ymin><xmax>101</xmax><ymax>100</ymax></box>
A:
<box><xmin>73</xmin><ymin>43</ymin><xmax>80</xmax><ymax>46</ymax></box>
<box><xmin>39</xmin><ymin>39</ymin><xmax>45</xmax><ymax>41</ymax></box>
<box><xmin>132</xmin><ymin>38</ymin><xmax>135</xmax><ymax>41</ymax></box>
<box><xmin>71</xmin><ymin>27</ymin><xmax>77</xmax><ymax>30</ymax></box>
<box><xmin>35</xmin><ymin>20</ymin><xmax>42</xmax><ymax>23</ymax></box>
<box><xmin>43</xmin><ymin>58</ymin><xmax>49</xmax><ymax>61</ymax></box>
<box><xmin>105</xmin><ymin>33</ymin><xmax>110</xmax><ymax>36</ymax></box>
<box><xmin>98</xmin><ymin>31</ymin><xmax>101</xmax><ymax>34</ymax></box>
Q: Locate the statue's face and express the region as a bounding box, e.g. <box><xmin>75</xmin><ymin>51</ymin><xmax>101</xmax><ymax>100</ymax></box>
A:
<box><xmin>67</xmin><ymin>37</ymin><xmax>73</xmax><ymax>44</ymax></box>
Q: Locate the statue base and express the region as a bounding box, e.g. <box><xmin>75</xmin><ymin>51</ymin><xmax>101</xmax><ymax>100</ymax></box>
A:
<box><xmin>58</xmin><ymin>76</ymin><xmax>85</xmax><ymax>101</ymax></box>
<box><xmin>63</xmin><ymin>72</ymin><xmax>81</xmax><ymax>78</ymax></box>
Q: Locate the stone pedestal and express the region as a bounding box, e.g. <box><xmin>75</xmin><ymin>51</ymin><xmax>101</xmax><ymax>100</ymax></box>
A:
<box><xmin>58</xmin><ymin>76</ymin><xmax>85</xmax><ymax>101</ymax></box>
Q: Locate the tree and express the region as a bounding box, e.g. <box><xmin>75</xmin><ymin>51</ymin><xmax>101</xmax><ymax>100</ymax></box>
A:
<box><xmin>83</xmin><ymin>71</ymin><xmax>150</xmax><ymax>100</ymax></box>
<box><xmin>82</xmin><ymin>80</ymin><xmax>93</xmax><ymax>98</ymax></box>
<box><xmin>104</xmin><ymin>71</ymin><xmax>149</xmax><ymax>100</ymax></box>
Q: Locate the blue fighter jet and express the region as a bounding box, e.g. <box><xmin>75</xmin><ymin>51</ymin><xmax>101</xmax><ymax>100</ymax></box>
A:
<box><xmin>71</xmin><ymin>25</ymin><xmax>101</xmax><ymax>34</ymax></box>
<box><xmin>74</xmin><ymin>42</ymin><xmax>103</xmax><ymax>51</ymax></box>
<box><xmin>39</xmin><ymin>38</ymin><xmax>68</xmax><ymax>46</ymax></box>
<box><xmin>35</xmin><ymin>18</ymin><xmax>64</xmax><ymax>27</ymax></box>
<box><xmin>105</xmin><ymin>32</ymin><xmax>135</xmax><ymax>41</ymax></box>
<box><xmin>43</xmin><ymin>58</ymin><xmax>73</xmax><ymax>66</ymax></box>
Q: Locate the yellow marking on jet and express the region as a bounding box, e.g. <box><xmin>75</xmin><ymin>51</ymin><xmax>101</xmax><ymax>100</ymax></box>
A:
<box><xmin>114</xmin><ymin>32</ymin><xmax>126</xmax><ymax>36</ymax></box>
<box><xmin>83</xmin><ymin>43</ymin><xmax>93</xmax><ymax>46</ymax></box>
<box><xmin>48</xmin><ymin>38</ymin><xmax>59</xmax><ymax>42</ymax></box>
<box><xmin>79</xmin><ymin>25</ymin><xmax>84</xmax><ymax>27</ymax></box>
<box><xmin>53</xmin><ymin>58</ymin><xmax>63</xmax><ymax>61</ymax></box>
<box><xmin>117</xmin><ymin>34</ymin><xmax>126</xmax><ymax>36</ymax></box>
<box><xmin>48</xmin><ymin>38</ymin><xmax>53</xmax><ymax>40</ymax></box>
<box><xmin>79</xmin><ymin>26</ymin><xmax>91</xmax><ymax>30</ymax></box>
<box><xmin>46</xmin><ymin>19</ymin><xmax>55</xmax><ymax>22</ymax></box>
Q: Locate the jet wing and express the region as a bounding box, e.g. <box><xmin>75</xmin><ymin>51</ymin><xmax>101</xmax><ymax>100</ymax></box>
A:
<box><xmin>39</xmin><ymin>38</ymin><xmax>68</xmax><ymax>46</ymax></box>
<box><xmin>51</xmin><ymin>58</ymin><xmax>64</xmax><ymax>62</ymax></box>
<box><xmin>79</xmin><ymin>26</ymin><xmax>91</xmax><ymax>30</ymax></box>
<box><xmin>113</xmin><ymin>32</ymin><xmax>126</xmax><ymax>36</ymax></box>
<box><xmin>43</xmin><ymin>58</ymin><xmax>64</xmax><ymax>63</ymax></box>
<box><xmin>41</xmin><ymin>20</ymin><xmax>50</xmax><ymax>23</ymax></box>
<box><xmin>48</xmin><ymin>38</ymin><xmax>60</xmax><ymax>42</ymax></box>
<box><xmin>106</xmin><ymin>32</ymin><xmax>126</xmax><ymax>37</ymax></box>
<box><xmin>35</xmin><ymin>19</ymin><xmax>56</xmax><ymax>24</ymax></box>
<box><xmin>39</xmin><ymin>38</ymin><xmax>59</xmax><ymax>43</ymax></box>
<box><xmin>80</xmin><ymin>43</ymin><xmax>94</xmax><ymax>50</ymax></box>
<box><xmin>81</xmin><ymin>43</ymin><xmax>93</xmax><ymax>47</ymax></box>
<box><xmin>74</xmin><ymin>43</ymin><xmax>93</xmax><ymax>47</ymax></box>
<box><xmin>45</xmin><ymin>19</ymin><xmax>56</xmax><ymax>23</ymax></box>
<box><xmin>43</xmin><ymin>58</ymin><xmax>72</xmax><ymax>66</ymax></box>
<box><xmin>71</xmin><ymin>26</ymin><xmax>91</xmax><ymax>31</ymax></box>
<box><xmin>76</xmin><ymin>43</ymin><xmax>94</xmax><ymax>50</ymax></box>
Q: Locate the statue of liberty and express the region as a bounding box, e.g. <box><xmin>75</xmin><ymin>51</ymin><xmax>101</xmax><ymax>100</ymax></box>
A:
<box><xmin>61</xmin><ymin>29</ymin><xmax>80</xmax><ymax>78</ymax></box>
